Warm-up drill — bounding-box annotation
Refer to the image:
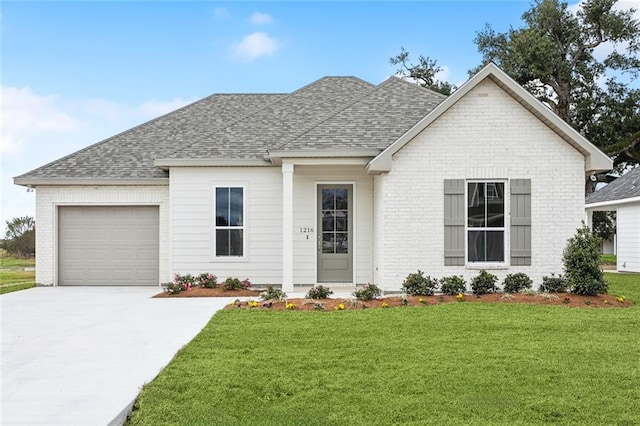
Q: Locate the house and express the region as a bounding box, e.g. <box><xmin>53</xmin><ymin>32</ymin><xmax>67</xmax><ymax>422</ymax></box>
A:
<box><xmin>586</xmin><ymin>166</ymin><xmax>640</xmax><ymax>273</ymax></box>
<box><xmin>14</xmin><ymin>63</ymin><xmax>613</xmax><ymax>291</ymax></box>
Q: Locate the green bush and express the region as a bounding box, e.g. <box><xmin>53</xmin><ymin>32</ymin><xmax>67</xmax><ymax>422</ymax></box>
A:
<box><xmin>563</xmin><ymin>225</ymin><xmax>608</xmax><ymax>295</ymax></box>
<box><xmin>260</xmin><ymin>285</ymin><xmax>287</xmax><ymax>301</ymax></box>
<box><xmin>198</xmin><ymin>273</ymin><xmax>217</xmax><ymax>288</ymax></box>
<box><xmin>401</xmin><ymin>270</ymin><xmax>438</xmax><ymax>296</ymax></box>
<box><xmin>306</xmin><ymin>285</ymin><xmax>334</xmax><ymax>299</ymax></box>
<box><xmin>502</xmin><ymin>273</ymin><xmax>533</xmax><ymax>293</ymax></box>
<box><xmin>353</xmin><ymin>283</ymin><xmax>382</xmax><ymax>301</ymax></box>
<box><xmin>470</xmin><ymin>270</ymin><xmax>498</xmax><ymax>295</ymax></box>
<box><xmin>222</xmin><ymin>277</ymin><xmax>252</xmax><ymax>291</ymax></box>
<box><xmin>173</xmin><ymin>273</ymin><xmax>196</xmax><ymax>291</ymax></box>
<box><xmin>540</xmin><ymin>273</ymin><xmax>569</xmax><ymax>293</ymax></box>
<box><xmin>439</xmin><ymin>275</ymin><xmax>466</xmax><ymax>295</ymax></box>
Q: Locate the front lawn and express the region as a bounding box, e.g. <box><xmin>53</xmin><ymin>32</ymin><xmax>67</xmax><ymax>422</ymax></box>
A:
<box><xmin>0</xmin><ymin>255</ymin><xmax>35</xmax><ymax>295</ymax></box>
<box><xmin>127</xmin><ymin>273</ymin><xmax>640</xmax><ymax>425</ymax></box>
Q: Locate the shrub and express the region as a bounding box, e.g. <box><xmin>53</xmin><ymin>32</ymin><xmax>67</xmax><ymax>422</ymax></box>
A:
<box><xmin>540</xmin><ymin>273</ymin><xmax>569</xmax><ymax>293</ymax></box>
<box><xmin>260</xmin><ymin>285</ymin><xmax>287</xmax><ymax>301</ymax></box>
<box><xmin>469</xmin><ymin>270</ymin><xmax>498</xmax><ymax>295</ymax></box>
<box><xmin>563</xmin><ymin>225</ymin><xmax>608</xmax><ymax>295</ymax></box>
<box><xmin>440</xmin><ymin>275</ymin><xmax>466</xmax><ymax>295</ymax></box>
<box><xmin>401</xmin><ymin>270</ymin><xmax>438</xmax><ymax>296</ymax></box>
<box><xmin>173</xmin><ymin>273</ymin><xmax>196</xmax><ymax>291</ymax></box>
<box><xmin>353</xmin><ymin>284</ymin><xmax>382</xmax><ymax>301</ymax></box>
<box><xmin>222</xmin><ymin>277</ymin><xmax>251</xmax><ymax>291</ymax></box>
<box><xmin>502</xmin><ymin>273</ymin><xmax>533</xmax><ymax>293</ymax></box>
<box><xmin>164</xmin><ymin>281</ymin><xmax>183</xmax><ymax>295</ymax></box>
<box><xmin>1</xmin><ymin>216</ymin><xmax>35</xmax><ymax>257</ymax></box>
<box><xmin>306</xmin><ymin>285</ymin><xmax>334</xmax><ymax>299</ymax></box>
<box><xmin>198</xmin><ymin>273</ymin><xmax>217</xmax><ymax>288</ymax></box>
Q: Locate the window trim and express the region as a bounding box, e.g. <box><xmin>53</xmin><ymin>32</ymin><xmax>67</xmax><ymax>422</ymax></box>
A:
<box><xmin>465</xmin><ymin>180</ymin><xmax>508</xmax><ymax>267</ymax></box>
<box><xmin>212</xmin><ymin>184</ymin><xmax>247</xmax><ymax>260</ymax></box>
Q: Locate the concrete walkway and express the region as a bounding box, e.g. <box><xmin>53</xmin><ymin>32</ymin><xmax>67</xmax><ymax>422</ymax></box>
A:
<box><xmin>1</xmin><ymin>287</ymin><xmax>233</xmax><ymax>426</ymax></box>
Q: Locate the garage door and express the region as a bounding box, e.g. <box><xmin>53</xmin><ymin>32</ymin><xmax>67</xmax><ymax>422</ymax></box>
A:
<box><xmin>58</xmin><ymin>206</ymin><xmax>159</xmax><ymax>286</ymax></box>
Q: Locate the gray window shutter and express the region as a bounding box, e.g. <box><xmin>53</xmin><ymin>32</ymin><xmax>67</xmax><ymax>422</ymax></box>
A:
<box><xmin>510</xmin><ymin>179</ymin><xmax>531</xmax><ymax>266</ymax></box>
<box><xmin>444</xmin><ymin>179</ymin><xmax>465</xmax><ymax>266</ymax></box>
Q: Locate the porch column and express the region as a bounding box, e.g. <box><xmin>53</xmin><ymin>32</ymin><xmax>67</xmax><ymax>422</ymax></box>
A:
<box><xmin>282</xmin><ymin>163</ymin><xmax>294</xmax><ymax>293</ymax></box>
<box><xmin>586</xmin><ymin>209</ymin><xmax>594</xmax><ymax>229</ymax></box>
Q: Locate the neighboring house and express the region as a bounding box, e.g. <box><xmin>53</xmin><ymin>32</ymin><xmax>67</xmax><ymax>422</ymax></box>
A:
<box><xmin>14</xmin><ymin>64</ymin><xmax>612</xmax><ymax>291</ymax></box>
<box><xmin>586</xmin><ymin>166</ymin><xmax>640</xmax><ymax>273</ymax></box>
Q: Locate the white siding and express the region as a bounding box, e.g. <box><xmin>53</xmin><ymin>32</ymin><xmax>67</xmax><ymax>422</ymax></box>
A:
<box><xmin>617</xmin><ymin>202</ymin><xmax>640</xmax><ymax>273</ymax></box>
<box><xmin>170</xmin><ymin>167</ymin><xmax>283</xmax><ymax>285</ymax></box>
<box><xmin>35</xmin><ymin>186</ymin><xmax>170</xmax><ymax>286</ymax></box>
<box><xmin>292</xmin><ymin>165</ymin><xmax>374</xmax><ymax>285</ymax></box>
<box><xmin>374</xmin><ymin>78</ymin><xmax>586</xmax><ymax>290</ymax></box>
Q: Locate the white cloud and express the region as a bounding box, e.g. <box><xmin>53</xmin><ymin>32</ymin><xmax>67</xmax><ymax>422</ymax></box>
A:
<box><xmin>231</xmin><ymin>32</ymin><xmax>278</xmax><ymax>62</ymax></box>
<box><xmin>249</xmin><ymin>12</ymin><xmax>273</xmax><ymax>25</ymax></box>
<box><xmin>0</xmin><ymin>86</ymin><xmax>79</xmax><ymax>156</ymax></box>
<box><xmin>0</xmin><ymin>86</ymin><xmax>195</xmax><ymax>232</ymax></box>
<box><xmin>137</xmin><ymin>98</ymin><xmax>194</xmax><ymax>117</ymax></box>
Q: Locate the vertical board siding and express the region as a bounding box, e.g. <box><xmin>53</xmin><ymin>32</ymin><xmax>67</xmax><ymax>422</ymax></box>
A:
<box><xmin>444</xmin><ymin>179</ymin><xmax>465</xmax><ymax>266</ymax></box>
<box><xmin>510</xmin><ymin>179</ymin><xmax>532</xmax><ymax>265</ymax></box>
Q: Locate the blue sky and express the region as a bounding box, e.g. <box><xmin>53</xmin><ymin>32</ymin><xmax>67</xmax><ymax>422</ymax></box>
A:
<box><xmin>1</xmin><ymin>1</ymin><xmax>636</xmax><ymax>231</ymax></box>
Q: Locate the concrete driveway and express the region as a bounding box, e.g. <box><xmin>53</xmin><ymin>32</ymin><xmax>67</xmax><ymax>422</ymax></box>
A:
<box><xmin>1</xmin><ymin>287</ymin><xmax>233</xmax><ymax>425</ymax></box>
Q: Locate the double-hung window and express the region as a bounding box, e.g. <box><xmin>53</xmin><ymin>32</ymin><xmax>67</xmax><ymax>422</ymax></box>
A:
<box><xmin>215</xmin><ymin>187</ymin><xmax>244</xmax><ymax>257</ymax></box>
<box><xmin>467</xmin><ymin>182</ymin><xmax>505</xmax><ymax>262</ymax></box>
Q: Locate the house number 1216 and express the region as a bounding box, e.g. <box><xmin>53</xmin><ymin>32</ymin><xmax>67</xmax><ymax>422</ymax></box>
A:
<box><xmin>299</xmin><ymin>227</ymin><xmax>314</xmax><ymax>239</ymax></box>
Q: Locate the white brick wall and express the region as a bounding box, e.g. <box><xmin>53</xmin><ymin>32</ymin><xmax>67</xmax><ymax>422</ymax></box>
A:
<box><xmin>35</xmin><ymin>185</ymin><xmax>170</xmax><ymax>285</ymax></box>
<box><xmin>374</xmin><ymin>78</ymin><xmax>586</xmax><ymax>291</ymax></box>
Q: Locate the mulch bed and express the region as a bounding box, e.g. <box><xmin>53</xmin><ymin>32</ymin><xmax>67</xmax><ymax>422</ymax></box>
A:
<box><xmin>153</xmin><ymin>287</ymin><xmax>631</xmax><ymax>309</ymax></box>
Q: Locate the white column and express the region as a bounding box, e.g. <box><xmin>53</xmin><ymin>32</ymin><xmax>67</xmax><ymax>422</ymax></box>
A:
<box><xmin>282</xmin><ymin>163</ymin><xmax>294</xmax><ymax>292</ymax></box>
<box><xmin>586</xmin><ymin>209</ymin><xmax>594</xmax><ymax>229</ymax></box>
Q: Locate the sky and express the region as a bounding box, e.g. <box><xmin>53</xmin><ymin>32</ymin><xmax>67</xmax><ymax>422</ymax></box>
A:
<box><xmin>1</xmin><ymin>0</ymin><xmax>638</xmax><ymax>233</ymax></box>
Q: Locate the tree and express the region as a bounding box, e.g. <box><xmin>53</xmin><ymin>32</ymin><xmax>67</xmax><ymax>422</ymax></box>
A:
<box><xmin>592</xmin><ymin>211</ymin><xmax>616</xmax><ymax>241</ymax></box>
<box><xmin>2</xmin><ymin>216</ymin><xmax>35</xmax><ymax>258</ymax></box>
<box><xmin>474</xmin><ymin>0</ymin><xmax>640</xmax><ymax>176</ymax></box>
<box><xmin>389</xmin><ymin>47</ymin><xmax>456</xmax><ymax>95</ymax></box>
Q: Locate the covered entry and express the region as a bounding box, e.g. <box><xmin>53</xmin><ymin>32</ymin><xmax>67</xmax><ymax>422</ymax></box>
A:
<box><xmin>58</xmin><ymin>206</ymin><xmax>159</xmax><ymax>286</ymax></box>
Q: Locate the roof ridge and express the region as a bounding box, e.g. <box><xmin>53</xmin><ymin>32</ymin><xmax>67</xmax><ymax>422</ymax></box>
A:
<box><xmin>14</xmin><ymin>92</ymin><xmax>279</xmax><ymax>179</ymax></box>
<box><xmin>271</xmin><ymin>76</ymin><xmax>431</xmax><ymax>151</ymax></box>
<box><xmin>163</xmin><ymin>77</ymin><xmax>373</xmax><ymax>159</ymax></box>
<box><xmin>386</xmin><ymin>75</ymin><xmax>449</xmax><ymax>99</ymax></box>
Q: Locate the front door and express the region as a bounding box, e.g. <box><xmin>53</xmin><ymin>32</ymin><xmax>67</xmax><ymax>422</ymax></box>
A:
<box><xmin>317</xmin><ymin>184</ymin><xmax>353</xmax><ymax>283</ymax></box>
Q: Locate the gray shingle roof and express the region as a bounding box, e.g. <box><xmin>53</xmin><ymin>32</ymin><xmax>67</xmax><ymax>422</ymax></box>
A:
<box><xmin>16</xmin><ymin>76</ymin><xmax>446</xmax><ymax>182</ymax></box>
<box><xmin>586</xmin><ymin>166</ymin><xmax>640</xmax><ymax>204</ymax></box>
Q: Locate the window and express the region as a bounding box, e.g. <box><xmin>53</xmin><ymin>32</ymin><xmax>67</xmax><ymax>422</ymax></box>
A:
<box><xmin>467</xmin><ymin>182</ymin><xmax>504</xmax><ymax>262</ymax></box>
<box><xmin>215</xmin><ymin>187</ymin><xmax>244</xmax><ymax>256</ymax></box>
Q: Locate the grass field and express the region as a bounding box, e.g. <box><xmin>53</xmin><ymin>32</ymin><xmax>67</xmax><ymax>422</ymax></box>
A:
<box><xmin>0</xmin><ymin>255</ymin><xmax>35</xmax><ymax>295</ymax></box>
<box><xmin>127</xmin><ymin>273</ymin><xmax>640</xmax><ymax>426</ymax></box>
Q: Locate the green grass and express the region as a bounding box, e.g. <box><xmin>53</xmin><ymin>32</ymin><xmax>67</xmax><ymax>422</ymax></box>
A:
<box><xmin>600</xmin><ymin>254</ymin><xmax>617</xmax><ymax>265</ymax></box>
<box><xmin>128</xmin><ymin>273</ymin><xmax>640</xmax><ymax>426</ymax></box>
<box><xmin>0</xmin><ymin>255</ymin><xmax>36</xmax><ymax>294</ymax></box>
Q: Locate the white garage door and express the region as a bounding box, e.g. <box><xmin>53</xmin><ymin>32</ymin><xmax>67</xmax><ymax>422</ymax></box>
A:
<box><xmin>58</xmin><ymin>206</ymin><xmax>159</xmax><ymax>286</ymax></box>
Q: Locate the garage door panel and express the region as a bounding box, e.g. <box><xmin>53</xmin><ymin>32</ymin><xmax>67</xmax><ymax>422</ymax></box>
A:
<box><xmin>59</xmin><ymin>206</ymin><xmax>159</xmax><ymax>286</ymax></box>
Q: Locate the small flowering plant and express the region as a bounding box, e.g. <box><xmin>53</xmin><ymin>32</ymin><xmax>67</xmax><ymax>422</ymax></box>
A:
<box><xmin>306</xmin><ymin>285</ymin><xmax>334</xmax><ymax>299</ymax></box>
<box><xmin>456</xmin><ymin>293</ymin><xmax>465</xmax><ymax>302</ymax></box>
<box><xmin>222</xmin><ymin>277</ymin><xmax>252</xmax><ymax>291</ymax></box>
<box><xmin>334</xmin><ymin>303</ymin><xmax>345</xmax><ymax>311</ymax></box>
<box><xmin>198</xmin><ymin>273</ymin><xmax>217</xmax><ymax>288</ymax></box>
<box><xmin>616</xmin><ymin>295</ymin><xmax>626</xmax><ymax>303</ymax></box>
<box><xmin>171</xmin><ymin>273</ymin><xmax>196</xmax><ymax>292</ymax></box>
<box><xmin>353</xmin><ymin>283</ymin><xmax>382</xmax><ymax>301</ymax></box>
<box><xmin>285</xmin><ymin>302</ymin><xmax>296</xmax><ymax>310</ymax></box>
<box><xmin>248</xmin><ymin>300</ymin><xmax>258</xmax><ymax>308</ymax></box>
<box><xmin>381</xmin><ymin>302</ymin><xmax>389</xmax><ymax>308</ymax></box>
<box><xmin>419</xmin><ymin>298</ymin><xmax>427</xmax><ymax>305</ymax></box>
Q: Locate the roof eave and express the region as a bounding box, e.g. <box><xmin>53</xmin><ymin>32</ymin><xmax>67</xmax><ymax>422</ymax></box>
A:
<box><xmin>586</xmin><ymin>196</ymin><xmax>640</xmax><ymax>209</ymax></box>
<box><xmin>154</xmin><ymin>159</ymin><xmax>273</xmax><ymax>169</ymax></box>
<box><xmin>268</xmin><ymin>149</ymin><xmax>380</xmax><ymax>166</ymax></box>
<box><xmin>13</xmin><ymin>177</ymin><xmax>169</xmax><ymax>187</ymax></box>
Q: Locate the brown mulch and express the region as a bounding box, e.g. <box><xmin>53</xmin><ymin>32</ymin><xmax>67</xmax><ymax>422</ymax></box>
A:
<box><xmin>153</xmin><ymin>287</ymin><xmax>632</xmax><ymax>309</ymax></box>
<box><xmin>152</xmin><ymin>287</ymin><xmax>262</xmax><ymax>298</ymax></box>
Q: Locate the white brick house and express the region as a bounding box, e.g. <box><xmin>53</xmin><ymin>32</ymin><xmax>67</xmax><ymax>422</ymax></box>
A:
<box><xmin>15</xmin><ymin>64</ymin><xmax>612</xmax><ymax>291</ymax></box>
